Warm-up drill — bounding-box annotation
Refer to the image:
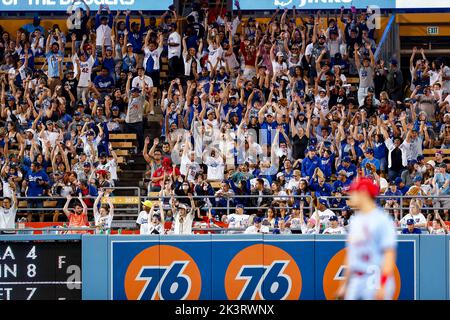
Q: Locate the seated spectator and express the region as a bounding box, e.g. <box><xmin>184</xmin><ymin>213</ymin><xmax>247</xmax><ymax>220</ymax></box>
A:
<box><xmin>244</xmin><ymin>216</ymin><xmax>269</xmax><ymax>234</ymax></box>
<box><xmin>323</xmin><ymin>215</ymin><xmax>346</xmax><ymax>234</ymax></box>
<box><xmin>401</xmin><ymin>219</ymin><xmax>422</xmax><ymax>234</ymax></box>
<box><xmin>399</xmin><ymin>200</ymin><xmax>427</xmax><ymax>228</ymax></box>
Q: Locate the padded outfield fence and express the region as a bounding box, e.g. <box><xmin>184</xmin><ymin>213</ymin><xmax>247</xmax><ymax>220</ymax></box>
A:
<box><xmin>0</xmin><ymin>234</ymin><xmax>449</xmax><ymax>300</ymax></box>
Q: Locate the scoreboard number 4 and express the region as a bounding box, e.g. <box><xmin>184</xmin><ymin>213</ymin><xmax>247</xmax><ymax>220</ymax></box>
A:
<box><xmin>26</xmin><ymin>246</ymin><xmax>37</xmax><ymax>260</ymax></box>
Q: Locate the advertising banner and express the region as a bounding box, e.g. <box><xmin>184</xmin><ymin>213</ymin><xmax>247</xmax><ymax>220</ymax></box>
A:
<box><xmin>111</xmin><ymin>235</ymin><xmax>211</xmax><ymax>300</ymax></box>
<box><xmin>314</xmin><ymin>237</ymin><xmax>417</xmax><ymax>300</ymax></box>
<box><xmin>211</xmin><ymin>235</ymin><xmax>315</xmax><ymax>300</ymax></box>
<box><xmin>235</xmin><ymin>0</ymin><xmax>396</xmax><ymax>10</ymax></box>
<box><xmin>109</xmin><ymin>235</ymin><xmax>417</xmax><ymax>300</ymax></box>
<box><xmin>0</xmin><ymin>0</ymin><xmax>173</xmax><ymax>11</ymax></box>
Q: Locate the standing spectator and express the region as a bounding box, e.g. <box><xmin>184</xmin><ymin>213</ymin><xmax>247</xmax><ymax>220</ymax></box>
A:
<box><xmin>0</xmin><ymin>182</ymin><xmax>17</xmax><ymax>233</ymax></box>
<box><xmin>95</xmin><ymin>5</ymin><xmax>114</xmax><ymax>55</ymax></box>
<box><xmin>63</xmin><ymin>194</ymin><xmax>88</xmax><ymax>234</ymax></box>
<box><xmin>124</xmin><ymin>73</ymin><xmax>145</xmax><ymax>152</ymax></box>
<box><xmin>167</xmin><ymin>22</ymin><xmax>181</xmax><ymax>81</ymax></box>
<box><xmin>354</xmin><ymin>42</ymin><xmax>374</xmax><ymax>106</ymax></box>
<box><xmin>22</xmin><ymin>162</ymin><xmax>49</xmax><ymax>222</ymax></box>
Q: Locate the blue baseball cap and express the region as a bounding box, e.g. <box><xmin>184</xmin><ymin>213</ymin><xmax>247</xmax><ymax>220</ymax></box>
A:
<box><xmin>394</xmin><ymin>177</ymin><xmax>403</xmax><ymax>185</ymax></box>
<box><xmin>406</xmin><ymin>219</ymin><xmax>415</xmax><ymax>225</ymax></box>
<box><xmin>236</xmin><ymin>203</ymin><xmax>244</xmax><ymax>209</ymax></box>
<box><xmin>343</xmin><ymin>156</ymin><xmax>351</xmax><ymax>163</ymax></box>
<box><xmin>413</xmin><ymin>176</ymin><xmax>422</xmax><ymax>183</ymax></box>
<box><xmin>254</xmin><ymin>217</ymin><xmax>262</xmax><ymax>224</ymax></box>
<box><xmin>408</xmin><ymin>159</ymin><xmax>417</xmax><ymax>166</ymax></box>
<box><xmin>318</xmin><ymin>198</ymin><xmax>329</xmax><ymax>206</ymax></box>
<box><xmin>292</xmin><ymin>203</ymin><xmax>300</xmax><ymax>209</ymax></box>
<box><xmin>417</xmin><ymin>155</ymin><xmax>425</xmax><ymax>161</ymax></box>
<box><xmin>329</xmin><ymin>215</ymin><xmax>338</xmax><ymax>221</ymax></box>
<box><xmin>88</xmin><ymin>97</ymin><xmax>96</xmax><ymax>103</ymax></box>
<box><xmin>112</xmin><ymin>106</ymin><xmax>119</xmax><ymax>111</ymax></box>
<box><xmin>74</xmin><ymin>111</ymin><xmax>81</xmax><ymax>116</ymax></box>
<box><xmin>342</xmin><ymin>206</ymin><xmax>351</xmax><ymax>211</ymax></box>
<box><xmin>307</xmin><ymin>145</ymin><xmax>316</xmax><ymax>152</ymax></box>
<box><xmin>272</xmin><ymin>228</ymin><xmax>281</xmax><ymax>234</ymax></box>
<box><xmin>83</xmin><ymin>162</ymin><xmax>91</xmax><ymax>167</ymax></box>
<box><xmin>365</xmin><ymin>148</ymin><xmax>374</xmax><ymax>154</ymax></box>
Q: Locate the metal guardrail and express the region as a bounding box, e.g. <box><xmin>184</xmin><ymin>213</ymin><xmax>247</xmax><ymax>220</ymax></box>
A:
<box><xmin>2</xmin><ymin>193</ymin><xmax>450</xmax><ymax>233</ymax></box>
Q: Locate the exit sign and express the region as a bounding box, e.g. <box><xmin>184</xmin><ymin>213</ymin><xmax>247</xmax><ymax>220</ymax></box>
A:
<box><xmin>427</xmin><ymin>26</ymin><xmax>439</xmax><ymax>35</ymax></box>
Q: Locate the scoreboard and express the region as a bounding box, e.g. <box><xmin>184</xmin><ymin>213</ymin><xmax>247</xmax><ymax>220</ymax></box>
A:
<box><xmin>0</xmin><ymin>241</ymin><xmax>81</xmax><ymax>300</ymax></box>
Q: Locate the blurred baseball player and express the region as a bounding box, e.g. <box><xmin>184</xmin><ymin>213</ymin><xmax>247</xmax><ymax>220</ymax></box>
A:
<box><xmin>336</xmin><ymin>177</ymin><xmax>397</xmax><ymax>300</ymax></box>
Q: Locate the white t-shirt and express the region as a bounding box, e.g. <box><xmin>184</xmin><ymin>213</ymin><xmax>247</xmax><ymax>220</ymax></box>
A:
<box><xmin>94</xmin><ymin>213</ymin><xmax>113</xmax><ymax>233</ymax></box>
<box><xmin>205</xmin><ymin>155</ymin><xmax>224</xmax><ymax>181</ymax></box>
<box><xmin>314</xmin><ymin>94</ymin><xmax>330</xmax><ymax>115</ymax></box>
<box><xmin>286</xmin><ymin>178</ymin><xmax>301</xmax><ymax>192</ymax></box>
<box><xmin>442</xmin><ymin>65</ymin><xmax>450</xmax><ymax>93</ymax></box>
<box><xmin>272</xmin><ymin>60</ymin><xmax>288</xmax><ymax>75</ymax></box>
<box><xmin>168</xmin><ymin>31</ymin><xmax>181</xmax><ymax>59</ymax></box>
<box><xmin>180</xmin><ymin>155</ymin><xmax>201</xmax><ymax>182</ymax></box>
<box><xmin>132</xmin><ymin>75</ymin><xmax>153</xmax><ymax>89</ymax></box>
<box><xmin>147</xmin><ymin>222</ymin><xmax>165</xmax><ymax>235</ymax></box>
<box><xmin>244</xmin><ymin>225</ymin><xmax>270</xmax><ymax>234</ymax></box>
<box><xmin>40</xmin><ymin>130</ymin><xmax>60</xmax><ymax>149</ymax></box>
<box><xmin>323</xmin><ymin>226</ymin><xmax>347</xmax><ymax>234</ymax></box>
<box><xmin>400</xmin><ymin>213</ymin><xmax>427</xmax><ymax>228</ymax></box>
<box><xmin>81</xmin><ymin>135</ymin><xmax>101</xmax><ymax>158</ymax></box>
<box><xmin>183</xmin><ymin>51</ymin><xmax>202</xmax><ymax>76</ymax></box>
<box><xmin>207</xmin><ymin>45</ymin><xmax>224</xmax><ymax>71</ymax></box>
<box><xmin>0</xmin><ymin>206</ymin><xmax>17</xmax><ymax>230</ymax></box>
<box><xmin>77</xmin><ymin>55</ymin><xmax>95</xmax><ymax>87</ymax></box>
<box><xmin>97</xmin><ymin>159</ymin><xmax>118</xmax><ymax>181</ymax></box>
<box><xmin>227</xmin><ymin>213</ymin><xmax>249</xmax><ymax>230</ymax></box>
<box><xmin>316</xmin><ymin>208</ymin><xmax>336</xmax><ymax>226</ymax></box>
<box><xmin>173</xmin><ymin>210</ymin><xmax>194</xmax><ymax>235</ymax></box>
<box><xmin>143</xmin><ymin>46</ymin><xmax>163</xmax><ymax>71</ymax></box>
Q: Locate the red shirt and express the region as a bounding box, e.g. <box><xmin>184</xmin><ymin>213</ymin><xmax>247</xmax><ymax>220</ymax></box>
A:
<box><xmin>152</xmin><ymin>167</ymin><xmax>181</xmax><ymax>187</ymax></box>
<box><xmin>240</xmin><ymin>42</ymin><xmax>256</xmax><ymax>67</ymax></box>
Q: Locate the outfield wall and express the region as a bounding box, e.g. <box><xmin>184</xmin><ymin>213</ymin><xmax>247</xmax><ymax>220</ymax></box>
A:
<box><xmin>0</xmin><ymin>234</ymin><xmax>448</xmax><ymax>300</ymax></box>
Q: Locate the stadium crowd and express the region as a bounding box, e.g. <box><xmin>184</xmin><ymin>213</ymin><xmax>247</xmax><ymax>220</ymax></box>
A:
<box><xmin>0</xmin><ymin>0</ymin><xmax>449</xmax><ymax>235</ymax></box>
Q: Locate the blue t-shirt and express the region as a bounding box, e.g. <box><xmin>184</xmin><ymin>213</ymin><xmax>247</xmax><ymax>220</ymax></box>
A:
<box><xmin>94</xmin><ymin>75</ymin><xmax>115</xmax><ymax>90</ymax></box>
<box><xmin>361</xmin><ymin>157</ymin><xmax>381</xmax><ymax>175</ymax></box>
<box><xmin>402</xmin><ymin>227</ymin><xmax>422</xmax><ymax>234</ymax></box>
<box><xmin>26</xmin><ymin>169</ymin><xmax>49</xmax><ymax>197</ymax></box>
<box><xmin>46</xmin><ymin>50</ymin><xmax>64</xmax><ymax>78</ymax></box>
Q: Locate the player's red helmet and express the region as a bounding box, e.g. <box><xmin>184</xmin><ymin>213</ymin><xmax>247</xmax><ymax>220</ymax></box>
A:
<box><xmin>348</xmin><ymin>177</ymin><xmax>380</xmax><ymax>198</ymax></box>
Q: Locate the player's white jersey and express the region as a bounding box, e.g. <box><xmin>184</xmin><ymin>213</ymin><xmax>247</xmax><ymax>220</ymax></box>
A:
<box><xmin>323</xmin><ymin>226</ymin><xmax>347</xmax><ymax>234</ymax></box>
<box><xmin>347</xmin><ymin>207</ymin><xmax>397</xmax><ymax>273</ymax></box>
<box><xmin>136</xmin><ymin>210</ymin><xmax>150</xmax><ymax>234</ymax></box>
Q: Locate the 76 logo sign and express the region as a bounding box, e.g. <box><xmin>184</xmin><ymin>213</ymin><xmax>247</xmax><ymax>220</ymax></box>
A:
<box><xmin>236</xmin><ymin>261</ymin><xmax>292</xmax><ymax>300</ymax></box>
<box><xmin>135</xmin><ymin>261</ymin><xmax>192</xmax><ymax>300</ymax></box>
